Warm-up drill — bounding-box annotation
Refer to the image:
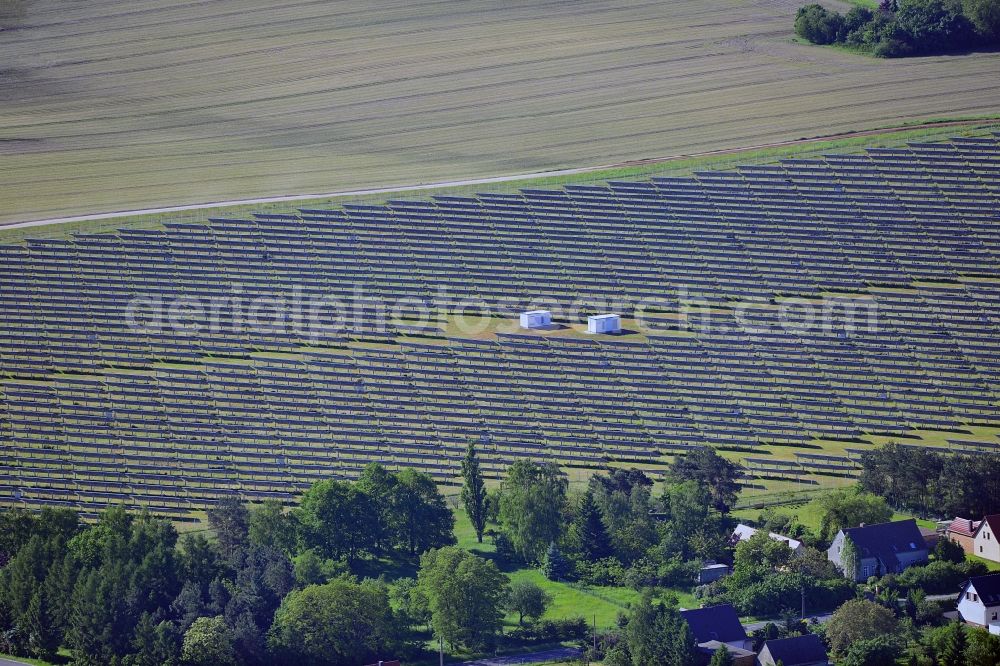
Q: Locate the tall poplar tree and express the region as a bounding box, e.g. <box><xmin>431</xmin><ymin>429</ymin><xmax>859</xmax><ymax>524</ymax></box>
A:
<box><xmin>461</xmin><ymin>441</ymin><xmax>488</xmax><ymax>543</ymax></box>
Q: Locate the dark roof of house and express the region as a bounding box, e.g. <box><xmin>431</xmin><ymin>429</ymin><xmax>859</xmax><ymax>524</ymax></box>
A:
<box><xmin>762</xmin><ymin>634</ymin><xmax>828</xmax><ymax>665</ymax></box>
<box><xmin>680</xmin><ymin>604</ymin><xmax>747</xmax><ymax>644</ymax></box>
<box><xmin>974</xmin><ymin>514</ymin><xmax>1000</xmax><ymax>539</ymax></box>
<box><xmin>965</xmin><ymin>573</ymin><xmax>1000</xmax><ymax>606</ymax></box>
<box><xmin>842</xmin><ymin>519</ymin><xmax>927</xmax><ymax>566</ymax></box>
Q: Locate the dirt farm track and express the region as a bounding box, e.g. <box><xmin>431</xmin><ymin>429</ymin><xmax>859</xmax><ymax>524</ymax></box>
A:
<box><xmin>2</xmin><ymin>0</ymin><xmax>1000</xmax><ymax>224</ymax></box>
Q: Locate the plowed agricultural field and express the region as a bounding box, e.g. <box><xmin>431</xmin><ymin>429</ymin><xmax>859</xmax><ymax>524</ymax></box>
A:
<box><xmin>2</xmin><ymin>0</ymin><xmax>999</xmax><ymax>223</ymax></box>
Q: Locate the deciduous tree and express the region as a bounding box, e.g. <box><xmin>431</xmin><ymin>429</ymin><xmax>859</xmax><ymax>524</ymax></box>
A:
<box><xmin>507</xmin><ymin>579</ymin><xmax>551</xmax><ymax>625</ymax></box>
<box><xmin>795</xmin><ymin>4</ymin><xmax>846</xmax><ymax>44</ymax></box>
<box><xmin>825</xmin><ymin>598</ymin><xmax>898</xmax><ymax>656</ymax></box>
<box><xmin>267</xmin><ymin>577</ymin><xmax>402</xmax><ymax>666</ymax></box>
<box><xmin>390</xmin><ymin>468</ymin><xmax>456</xmax><ymax>556</ymax></box>
<box><xmin>816</xmin><ymin>487</ymin><xmax>892</xmax><ymax>543</ymax></box>
<box><xmin>963</xmin><ymin>0</ymin><xmax>1000</xmax><ymax>39</ymax></box>
<box><xmin>356</xmin><ymin>462</ymin><xmax>397</xmax><ymax>554</ymax></box>
<box><xmin>668</xmin><ymin>448</ymin><xmax>743</xmax><ymax>513</ymax></box>
<box><xmin>296</xmin><ymin>480</ymin><xmax>374</xmax><ymax>564</ymax></box>
<box><xmin>291</xmin><ymin>548</ymin><xmax>342</xmax><ymax>587</ymax></box>
<box><xmin>182</xmin><ymin>616</ymin><xmax>236</xmax><ymax>666</ymax></box>
<box><xmin>840</xmin><ymin>635</ymin><xmax>901</xmax><ymax>666</ymax></box>
<box><xmin>659</xmin><ymin>481</ymin><xmax>727</xmax><ymax>561</ymax></box>
<box><xmin>728</xmin><ymin>530</ymin><xmax>794</xmax><ymax>590</ymax></box>
<box><xmin>417</xmin><ymin>546</ymin><xmax>509</xmax><ymax>651</ymax></box>
<box><xmin>498</xmin><ymin>461</ymin><xmax>567</xmax><ymax>563</ymax></box>
<box><xmin>965</xmin><ymin>626</ymin><xmax>1000</xmax><ymax>666</ymax></box>
<box><xmin>624</xmin><ymin>591</ymin><xmax>698</xmax><ymax>666</ymax></box>
<box><xmin>248</xmin><ymin>500</ymin><xmax>296</xmax><ymax>553</ymax></box>
<box><xmin>593</xmin><ymin>476</ymin><xmax>657</xmax><ymax>563</ymax></box>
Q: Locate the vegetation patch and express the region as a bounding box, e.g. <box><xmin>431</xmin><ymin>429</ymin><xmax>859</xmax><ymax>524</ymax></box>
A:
<box><xmin>795</xmin><ymin>0</ymin><xmax>1000</xmax><ymax>56</ymax></box>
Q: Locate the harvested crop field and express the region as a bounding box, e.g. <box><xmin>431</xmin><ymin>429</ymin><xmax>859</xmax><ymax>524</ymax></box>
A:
<box><xmin>2</xmin><ymin>0</ymin><xmax>1000</xmax><ymax>224</ymax></box>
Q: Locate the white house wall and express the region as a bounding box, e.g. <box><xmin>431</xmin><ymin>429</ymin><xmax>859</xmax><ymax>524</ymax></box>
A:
<box><xmin>974</xmin><ymin>524</ymin><xmax>1000</xmax><ymax>562</ymax></box>
<box><xmin>958</xmin><ymin>583</ymin><xmax>1000</xmax><ymax>626</ymax></box>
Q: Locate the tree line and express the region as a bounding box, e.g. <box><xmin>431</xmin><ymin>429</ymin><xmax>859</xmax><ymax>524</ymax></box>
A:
<box><xmin>795</xmin><ymin>0</ymin><xmax>1000</xmax><ymax>57</ymax></box>
<box><xmin>857</xmin><ymin>442</ymin><xmax>1000</xmax><ymax>517</ymax></box>
<box><xmin>473</xmin><ymin>447</ymin><xmax>744</xmax><ymax>591</ymax></box>
<box><xmin>0</xmin><ymin>444</ymin><xmax>748</xmax><ymax>666</ymax></box>
<box><xmin>0</xmin><ymin>463</ymin><xmax>459</xmax><ymax>666</ymax></box>
<box><xmin>3</xmin><ymin>439</ymin><xmax>986</xmax><ymax>665</ymax></box>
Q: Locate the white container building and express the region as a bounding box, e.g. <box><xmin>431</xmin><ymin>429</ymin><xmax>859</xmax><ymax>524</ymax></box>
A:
<box><xmin>519</xmin><ymin>310</ymin><xmax>552</xmax><ymax>329</ymax></box>
<box><xmin>587</xmin><ymin>314</ymin><xmax>621</xmax><ymax>334</ymax></box>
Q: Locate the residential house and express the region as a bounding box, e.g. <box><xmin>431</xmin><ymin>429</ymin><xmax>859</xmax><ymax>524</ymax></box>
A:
<box><xmin>698</xmin><ymin>640</ymin><xmax>756</xmax><ymax>666</ymax></box>
<box><xmin>756</xmin><ymin>634</ymin><xmax>829</xmax><ymax>666</ymax></box>
<box><xmin>680</xmin><ymin>604</ymin><xmax>753</xmax><ymax>652</ymax></box>
<box><xmin>827</xmin><ymin>519</ymin><xmax>929</xmax><ymax>582</ymax></box>
<box><xmin>732</xmin><ymin>523</ymin><xmax>804</xmax><ymax>555</ymax></box>
<box><xmin>957</xmin><ymin>572</ymin><xmax>1000</xmax><ymax>634</ymax></box>
<box><xmin>973</xmin><ymin>515</ymin><xmax>1000</xmax><ymax>563</ymax></box>
<box><xmin>946</xmin><ymin>517</ymin><xmax>982</xmax><ymax>554</ymax></box>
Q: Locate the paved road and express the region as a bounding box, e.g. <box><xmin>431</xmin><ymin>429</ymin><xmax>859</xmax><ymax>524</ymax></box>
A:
<box><xmin>0</xmin><ymin>658</ymin><xmax>34</xmax><ymax>666</ymax></box>
<box><xmin>743</xmin><ymin>613</ymin><xmax>834</xmax><ymax>633</ymax></box>
<box><xmin>460</xmin><ymin>647</ymin><xmax>583</xmax><ymax>665</ymax></box>
<box><xmin>1</xmin><ymin>119</ymin><xmax>989</xmax><ymax>232</ymax></box>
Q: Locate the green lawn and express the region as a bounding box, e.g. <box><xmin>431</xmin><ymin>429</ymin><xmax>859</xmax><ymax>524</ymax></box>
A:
<box><xmin>452</xmin><ymin>503</ymin><xmax>495</xmax><ymax>556</ymax></box>
<box><xmin>452</xmin><ymin>507</ymin><xmax>699</xmax><ymax>631</ymax></box>
<box><xmin>504</xmin><ymin>568</ymin><xmax>699</xmax><ymax>632</ymax></box>
<box><xmin>506</xmin><ymin>568</ymin><xmax>627</xmax><ymax>630</ymax></box>
<box><xmin>893</xmin><ymin>513</ymin><xmax>937</xmax><ymax>531</ymax></box>
<box><xmin>733</xmin><ymin>490</ymin><xmax>936</xmax><ymax>535</ymax></box>
<box><xmin>969</xmin><ymin>554</ymin><xmax>1000</xmax><ymax>572</ymax></box>
<box><xmin>731</xmin><ymin>494</ymin><xmax>830</xmax><ymax>534</ymax></box>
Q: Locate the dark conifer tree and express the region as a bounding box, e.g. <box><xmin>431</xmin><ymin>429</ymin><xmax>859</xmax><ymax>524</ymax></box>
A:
<box><xmin>572</xmin><ymin>490</ymin><xmax>613</xmax><ymax>562</ymax></box>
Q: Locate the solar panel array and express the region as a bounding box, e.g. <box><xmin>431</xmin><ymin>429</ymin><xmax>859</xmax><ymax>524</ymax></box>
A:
<box><xmin>2</xmin><ymin>135</ymin><xmax>1000</xmax><ymax>516</ymax></box>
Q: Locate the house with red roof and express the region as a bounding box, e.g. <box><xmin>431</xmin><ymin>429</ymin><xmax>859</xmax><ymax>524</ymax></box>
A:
<box><xmin>945</xmin><ymin>517</ymin><xmax>981</xmax><ymax>555</ymax></box>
